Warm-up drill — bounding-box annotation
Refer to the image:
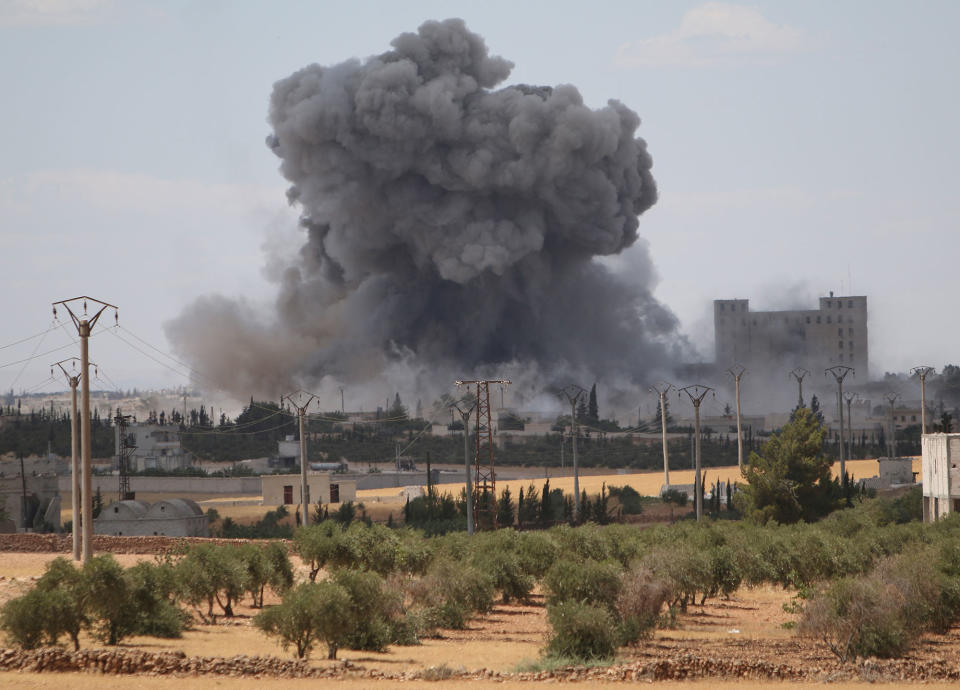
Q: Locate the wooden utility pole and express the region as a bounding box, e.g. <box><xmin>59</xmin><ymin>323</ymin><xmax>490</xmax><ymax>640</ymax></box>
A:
<box><xmin>679</xmin><ymin>385</ymin><xmax>713</xmax><ymax>521</ymax></box>
<box><xmin>282</xmin><ymin>390</ymin><xmax>319</xmax><ymax>528</ymax></box>
<box><xmin>649</xmin><ymin>382</ymin><xmax>673</xmax><ymax>489</ymax></box>
<box><xmin>53</xmin><ymin>297</ymin><xmax>116</xmax><ymax>563</ymax></box>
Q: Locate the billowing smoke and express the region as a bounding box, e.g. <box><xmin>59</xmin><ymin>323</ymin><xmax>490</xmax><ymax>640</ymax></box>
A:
<box><xmin>167</xmin><ymin>18</ymin><xmax>681</xmax><ymax>405</ymax></box>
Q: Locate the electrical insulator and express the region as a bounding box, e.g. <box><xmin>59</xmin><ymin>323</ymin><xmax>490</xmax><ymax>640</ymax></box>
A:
<box><xmin>52</xmin><ymin>306</ymin><xmax>57</xmax><ymax>319</ymax></box>
<box><xmin>83</xmin><ymin>300</ymin><xmax>87</xmax><ymax>314</ymax></box>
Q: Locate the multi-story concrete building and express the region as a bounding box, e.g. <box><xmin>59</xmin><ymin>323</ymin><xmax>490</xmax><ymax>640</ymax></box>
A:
<box><xmin>714</xmin><ymin>292</ymin><xmax>868</xmax><ymax>378</ymax></box>
<box><xmin>119</xmin><ymin>423</ymin><xmax>194</xmax><ymax>473</ymax></box>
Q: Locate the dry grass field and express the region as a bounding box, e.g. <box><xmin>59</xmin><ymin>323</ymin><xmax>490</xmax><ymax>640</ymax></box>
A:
<box><xmin>59</xmin><ymin>457</ymin><xmax>911</xmax><ymax>527</ymax></box>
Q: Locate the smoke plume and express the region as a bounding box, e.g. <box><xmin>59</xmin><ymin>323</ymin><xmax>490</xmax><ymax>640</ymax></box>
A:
<box><xmin>167</xmin><ymin>18</ymin><xmax>680</xmax><ymax>404</ymax></box>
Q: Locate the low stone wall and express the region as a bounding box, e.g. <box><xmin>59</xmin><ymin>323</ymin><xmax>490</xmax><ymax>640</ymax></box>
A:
<box><xmin>0</xmin><ymin>533</ymin><xmax>274</xmax><ymax>554</ymax></box>
<box><xmin>2</xmin><ymin>647</ymin><xmax>960</xmax><ymax>682</ymax></box>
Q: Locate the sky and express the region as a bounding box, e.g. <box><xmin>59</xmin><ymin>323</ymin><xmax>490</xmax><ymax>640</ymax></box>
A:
<box><xmin>1</xmin><ymin>0</ymin><xmax>958</xmax><ymax>412</ymax></box>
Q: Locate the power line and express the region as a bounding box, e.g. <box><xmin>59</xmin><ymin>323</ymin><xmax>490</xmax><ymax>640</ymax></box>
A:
<box><xmin>0</xmin><ymin>324</ymin><xmax>62</xmax><ymax>351</ymax></box>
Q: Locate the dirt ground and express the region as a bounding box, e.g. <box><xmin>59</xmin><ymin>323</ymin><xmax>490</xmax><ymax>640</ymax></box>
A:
<box><xmin>3</xmin><ymin>531</ymin><xmax>959</xmax><ymax>686</ymax></box>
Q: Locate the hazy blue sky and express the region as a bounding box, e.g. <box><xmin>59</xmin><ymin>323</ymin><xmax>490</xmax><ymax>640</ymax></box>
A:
<box><xmin>1</xmin><ymin>0</ymin><xmax>958</xmax><ymax>404</ymax></box>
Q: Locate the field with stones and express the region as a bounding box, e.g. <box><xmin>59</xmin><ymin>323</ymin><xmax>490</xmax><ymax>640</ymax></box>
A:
<box><xmin>6</xmin><ymin>458</ymin><xmax>960</xmax><ymax>687</ymax></box>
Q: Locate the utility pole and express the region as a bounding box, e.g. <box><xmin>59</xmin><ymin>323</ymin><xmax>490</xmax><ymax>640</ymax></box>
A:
<box><xmin>826</xmin><ymin>366</ymin><xmax>854</xmax><ymax>482</ymax></box>
<box><xmin>53</xmin><ymin>357</ymin><xmax>88</xmax><ymax>561</ymax></box>
<box><xmin>843</xmin><ymin>391</ymin><xmax>858</xmax><ymax>464</ymax></box>
<box><xmin>726</xmin><ymin>366</ymin><xmax>746</xmax><ymax>470</ymax></box>
<box><xmin>456</xmin><ymin>379</ymin><xmax>510</xmax><ymax>529</ymax></box>
<box><xmin>679</xmin><ymin>384</ymin><xmax>713</xmax><ymax>521</ymax></box>
<box><xmin>789</xmin><ymin>368</ymin><xmax>809</xmax><ymax>409</ymax></box>
<box><xmin>282</xmin><ymin>390</ymin><xmax>319</xmax><ymax>528</ymax></box>
<box><xmin>451</xmin><ymin>396</ymin><xmax>477</xmax><ymax>535</ymax></box>
<box><xmin>649</xmin><ymin>382</ymin><xmax>673</xmax><ymax>489</ymax></box>
<box><xmin>911</xmin><ymin>366</ymin><xmax>935</xmax><ymax>435</ymax></box>
<box><xmin>559</xmin><ymin>384</ymin><xmax>586</xmax><ymax>522</ymax></box>
<box><xmin>53</xmin><ymin>296</ymin><xmax>116</xmax><ymax>564</ymax></box>
<box><xmin>885</xmin><ymin>392</ymin><xmax>900</xmax><ymax>459</ymax></box>
<box><xmin>339</xmin><ymin>386</ymin><xmax>345</xmax><ymax>414</ymax></box>
<box><xmin>19</xmin><ymin>453</ymin><xmax>27</xmax><ymax>529</ymax></box>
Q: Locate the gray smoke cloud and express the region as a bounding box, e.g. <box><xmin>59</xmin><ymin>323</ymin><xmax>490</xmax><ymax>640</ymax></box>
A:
<box><xmin>167</xmin><ymin>18</ymin><xmax>681</xmax><ymax>404</ymax></box>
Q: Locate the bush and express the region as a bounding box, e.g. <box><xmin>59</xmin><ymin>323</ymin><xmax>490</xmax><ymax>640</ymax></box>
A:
<box><xmin>0</xmin><ymin>589</ymin><xmax>60</xmax><ymax>649</ymax></box>
<box><xmin>33</xmin><ymin>557</ymin><xmax>86</xmax><ymax>649</ymax></box>
<box><xmin>543</xmin><ymin>558</ymin><xmax>621</xmax><ymax>613</ymax></box>
<box><xmin>293</xmin><ymin>521</ymin><xmax>340</xmax><ymax>581</ymax></box>
<box><xmin>175</xmin><ymin>544</ymin><xmax>246</xmax><ymax>621</ymax></box>
<box><xmin>410</xmin><ymin>558</ymin><xmax>494</xmax><ymax>630</ymax></box>
<box><xmin>798</xmin><ymin>576</ymin><xmax>910</xmax><ymax>660</ymax></box>
<box><xmin>254</xmin><ymin>581</ymin><xmax>352</xmax><ymax>659</ymax></box>
<box><xmin>616</xmin><ymin>566</ymin><xmax>671</xmax><ymax>645</ymax></box>
<box><xmin>609</xmin><ymin>485</ymin><xmax>644</xmax><ymax>515</ymax></box>
<box><xmin>127</xmin><ymin>560</ymin><xmax>188</xmax><ymax>638</ymax></box>
<box><xmin>514</xmin><ymin>531</ymin><xmax>559</xmax><ymax>579</ymax></box>
<box><xmin>81</xmin><ymin>554</ymin><xmax>137</xmax><ymax>645</ymax></box>
<box><xmin>545</xmin><ymin>601</ymin><xmax>618</xmax><ymax>661</ymax></box>
<box><xmin>332</xmin><ymin>569</ymin><xmax>401</xmax><ymax>651</ymax></box>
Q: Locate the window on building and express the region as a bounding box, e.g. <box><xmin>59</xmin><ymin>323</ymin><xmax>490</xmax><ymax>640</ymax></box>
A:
<box><xmin>827</xmin><ymin>316</ymin><xmax>831</xmax><ymax>323</ymax></box>
<box><xmin>839</xmin><ymin>353</ymin><xmax>844</xmax><ymax>361</ymax></box>
<box><xmin>330</xmin><ymin>484</ymin><xmax>340</xmax><ymax>503</ymax></box>
<box><xmin>838</xmin><ymin>328</ymin><xmax>843</xmax><ymax>336</ymax></box>
<box><xmin>849</xmin><ymin>341</ymin><xmax>854</xmax><ymax>349</ymax></box>
<box><xmin>912</xmin><ymin>416</ymin><xmax>917</xmax><ymax>422</ymax></box>
<box><xmin>283</xmin><ymin>485</ymin><xmax>293</xmax><ymax>504</ymax></box>
<box><xmin>806</xmin><ymin>316</ymin><xmax>811</xmax><ymax>324</ymax></box>
<box><xmin>752</xmin><ymin>319</ymin><xmax>757</xmax><ymax>326</ymax></box>
<box><xmin>838</xmin><ymin>301</ymin><xmax>843</xmax><ymax>308</ymax></box>
<box><xmin>839</xmin><ymin>341</ymin><xmax>844</xmax><ymax>349</ymax></box>
<box><xmin>848</xmin><ymin>300</ymin><xmax>853</xmax><ymax>307</ymax></box>
<box><xmin>816</xmin><ymin>316</ymin><xmax>821</xmax><ymax>324</ymax></box>
<box><xmin>849</xmin><ymin>327</ymin><xmax>854</xmax><ymax>336</ymax></box>
<box><xmin>720</xmin><ymin>303</ymin><xmax>725</xmax><ymax>311</ymax></box>
<box><xmin>826</xmin><ymin>300</ymin><xmax>831</xmax><ymax>307</ymax></box>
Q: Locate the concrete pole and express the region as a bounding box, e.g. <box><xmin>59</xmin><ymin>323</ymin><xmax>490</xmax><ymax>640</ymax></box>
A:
<box><xmin>727</xmin><ymin>367</ymin><xmax>746</xmax><ymax>471</ymax></box>
<box><xmin>660</xmin><ymin>391</ymin><xmax>670</xmax><ymax>488</ymax></box>
<box><xmin>461</xmin><ymin>410</ymin><xmax>474</xmax><ymax>535</ymax></box>
<box><xmin>837</xmin><ymin>378</ymin><xmax>845</xmax><ymax>482</ymax></box>
<box><xmin>298</xmin><ymin>407</ymin><xmax>309</xmax><ymax>527</ymax></box>
<box><xmin>845</xmin><ymin>395</ymin><xmax>854</xmax><ymax>464</ymax></box>
<box><xmin>694</xmin><ymin>400</ymin><xmax>703</xmax><ymax>522</ymax></box>
<box><xmin>79</xmin><ymin>320</ymin><xmax>93</xmax><ymax>563</ymax></box>
<box><xmin>70</xmin><ymin>377</ymin><xmax>80</xmax><ymax>560</ymax></box>
<box><xmin>735</xmin><ymin>379</ymin><xmax>743</xmax><ymax>470</ymax></box>
<box><xmin>571</xmin><ymin>398</ymin><xmax>580</xmax><ymax>522</ymax></box>
<box><xmin>921</xmin><ymin>378</ymin><xmax>927</xmax><ymax>436</ymax></box>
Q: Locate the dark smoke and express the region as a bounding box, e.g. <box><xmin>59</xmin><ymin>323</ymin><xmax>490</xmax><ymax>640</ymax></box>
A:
<box><xmin>167</xmin><ymin>18</ymin><xmax>680</xmax><ymax>403</ymax></box>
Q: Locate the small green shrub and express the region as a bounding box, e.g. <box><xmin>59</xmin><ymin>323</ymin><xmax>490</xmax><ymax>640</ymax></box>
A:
<box><xmin>0</xmin><ymin>589</ymin><xmax>58</xmax><ymax>649</ymax></box>
<box><xmin>543</xmin><ymin>558</ymin><xmax>622</xmax><ymax>612</ymax></box>
<box><xmin>409</xmin><ymin>558</ymin><xmax>493</xmax><ymax>631</ymax></box>
<box><xmin>332</xmin><ymin>568</ymin><xmax>401</xmax><ymax>651</ymax></box>
<box><xmin>545</xmin><ymin>601</ymin><xmax>618</xmax><ymax>661</ymax></box>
